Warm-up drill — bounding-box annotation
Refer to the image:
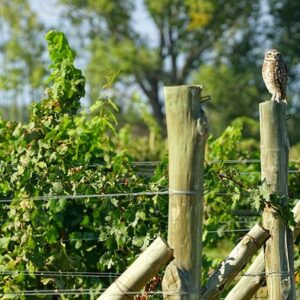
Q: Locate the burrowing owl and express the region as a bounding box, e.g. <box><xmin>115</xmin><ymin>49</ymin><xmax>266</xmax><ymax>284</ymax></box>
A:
<box><xmin>262</xmin><ymin>49</ymin><xmax>288</xmax><ymax>102</ymax></box>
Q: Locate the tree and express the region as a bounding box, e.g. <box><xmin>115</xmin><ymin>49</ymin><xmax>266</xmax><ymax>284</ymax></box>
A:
<box><xmin>59</xmin><ymin>0</ymin><xmax>261</xmax><ymax>130</ymax></box>
<box><xmin>0</xmin><ymin>0</ymin><xmax>46</xmax><ymax>121</ymax></box>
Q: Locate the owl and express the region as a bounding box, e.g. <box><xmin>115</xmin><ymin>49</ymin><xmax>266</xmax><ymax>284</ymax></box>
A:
<box><xmin>262</xmin><ymin>49</ymin><xmax>288</xmax><ymax>102</ymax></box>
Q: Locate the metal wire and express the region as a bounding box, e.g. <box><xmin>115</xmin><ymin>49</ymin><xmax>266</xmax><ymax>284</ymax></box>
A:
<box><xmin>209</xmin><ymin>159</ymin><xmax>260</xmax><ymax>164</ymax></box>
<box><xmin>30</xmin><ymin>228</ymin><xmax>258</xmax><ymax>243</ymax></box>
<box><xmin>0</xmin><ymin>289</ymin><xmax>104</xmax><ymax>296</ymax></box>
<box><xmin>2</xmin><ymin>158</ymin><xmax>300</xmax><ymax>168</ymax></box>
<box><xmin>1</xmin><ymin>287</ymin><xmax>298</xmax><ymax>297</ymax></box>
<box><xmin>0</xmin><ymin>270</ymin><xmax>120</xmax><ymax>278</ymax></box>
<box><xmin>2</xmin><ymin>187</ymin><xmax>300</xmax><ymax>204</ymax></box>
<box><xmin>0</xmin><ymin>190</ymin><xmax>169</xmax><ymax>204</ymax></box>
<box><xmin>205</xmin><ymin>228</ymin><xmax>251</xmax><ymax>233</ymax></box>
<box><xmin>0</xmin><ymin>269</ymin><xmax>297</xmax><ymax>279</ymax></box>
<box><xmin>0</xmin><ymin>189</ymin><xmax>251</xmax><ymax>203</ymax></box>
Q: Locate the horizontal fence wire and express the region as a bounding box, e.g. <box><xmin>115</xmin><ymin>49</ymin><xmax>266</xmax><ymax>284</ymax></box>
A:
<box><xmin>2</xmin><ymin>158</ymin><xmax>300</xmax><ymax>167</ymax></box>
<box><xmin>0</xmin><ymin>189</ymin><xmax>299</xmax><ymax>204</ymax></box>
<box><xmin>0</xmin><ymin>270</ymin><xmax>297</xmax><ymax>279</ymax></box>
<box><xmin>0</xmin><ymin>289</ymin><xmax>104</xmax><ymax>296</ymax></box>
<box><xmin>1</xmin><ymin>288</ymin><xmax>298</xmax><ymax>297</ymax></box>
<box><xmin>31</xmin><ymin>228</ymin><xmax>255</xmax><ymax>243</ymax></box>
<box><xmin>0</xmin><ymin>190</ymin><xmax>240</xmax><ymax>203</ymax></box>
<box><xmin>33</xmin><ymin>227</ymin><xmax>300</xmax><ymax>243</ymax></box>
<box><xmin>2</xmin><ymin>189</ymin><xmax>300</xmax><ymax>204</ymax></box>
<box><xmin>0</xmin><ymin>190</ymin><xmax>170</xmax><ymax>204</ymax></box>
<box><xmin>0</xmin><ymin>270</ymin><xmax>120</xmax><ymax>278</ymax></box>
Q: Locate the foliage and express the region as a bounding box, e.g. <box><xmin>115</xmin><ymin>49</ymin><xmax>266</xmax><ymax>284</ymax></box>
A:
<box><xmin>203</xmin><ymin>119</ymin><xmax>261</xmax><ymax>250</ymax></box>
<box><xmin>116</xmin><ymin>93</ymin><xmax>166</xmax><ymax>161</ymax></box>
<box><xmin>0</xmin><ymin>31</ymin><xmax>168</xmax><ymax>299</ymax></box>
<box><xmin>193</xmin><ymin>64</ymin><xmax>261</xmax><ymax>135</ymax></box>
<box><xmin>41</xmin><ymin>30</ymin><xmax>85</xmax><ymax>117</ymax></box>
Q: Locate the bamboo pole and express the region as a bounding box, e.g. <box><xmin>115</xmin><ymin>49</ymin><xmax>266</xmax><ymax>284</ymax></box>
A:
<box><xmin>199</xmin><ymin>224</ymin><xmax>270</xmax><ymax>300</ymax></box>
<box><xmin>162</xmin><ymin>85</ymin><xmax>208</xmax><ymax>299</ymax></box>
<box><xmin>98</xmin><ymin>237</ymin><xmax>173</xmax><ymax>300</ymax></box>
<box><xmin>224</xmin><ymin>200</ymin><xmax>300</xmax><ymax>300</ymax></box>
<box><xmin>260</xmin><ymin>101</ymin><xmax>296</xmax><ymax>299</ymax></box>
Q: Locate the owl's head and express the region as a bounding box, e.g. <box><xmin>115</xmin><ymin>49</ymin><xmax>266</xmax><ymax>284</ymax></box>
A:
<box><xmin>264</xmin><ymin>49</ymin><xmax>282</xmax><ymax>61</ymax></box>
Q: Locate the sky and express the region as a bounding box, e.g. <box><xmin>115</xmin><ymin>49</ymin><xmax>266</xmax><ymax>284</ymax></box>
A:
<box><xmin>29</xmin><ymin>0</ymin><xmax>158</xmax><ymax>46</ymax></box>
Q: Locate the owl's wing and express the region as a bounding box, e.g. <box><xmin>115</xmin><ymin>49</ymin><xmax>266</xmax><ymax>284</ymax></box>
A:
<box><xmin>275</xmin><ymin>60</ymin><xmax>288</xmax><ymax>88</ymax></box>
<box><xmin>262</xmin><ymin>61</ymin><xmax>268</xmax><ymax>81</ymax></box>
<box><xmin>283</xmin><ymin>61</ymin><xmax>288</xmax><ymax>83</ymax></box>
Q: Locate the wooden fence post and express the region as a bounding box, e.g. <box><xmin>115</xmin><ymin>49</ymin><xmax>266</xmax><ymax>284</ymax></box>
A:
<box><xmin>225</xmin><ymin>200</ymin><xmax>300</xmax><ymax>300</ymax></box>
<box><xmin>260</xmin><ymin>101</ymin><xmax>296</xmax><ymax>299</ymax></box>
<box><xmin>98</xmin><ymin>237</ymin><xmax>173</xmax><ymax>300</ymax></box>
<box><xmin>199</xmin><ymin>224</ymin><xmax>270</xmax><ymax>300</ymax></box>
<box><xmin>162</xmin><ymin>85</ymin><xmax>208</xmax><ymax>299</ymax></box>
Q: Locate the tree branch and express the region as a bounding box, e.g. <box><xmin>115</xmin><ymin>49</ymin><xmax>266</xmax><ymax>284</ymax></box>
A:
<box><xmin>136</xmin><ymin>74</ymin><xmax>165</xmax><ymax>130</ymax></box>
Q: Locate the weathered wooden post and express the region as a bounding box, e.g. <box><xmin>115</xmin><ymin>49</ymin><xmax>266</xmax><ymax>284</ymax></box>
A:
<box><xmin>200</xmin><ymin>224</ymin><xmax>270</xmax><ymax>300</ymax></box>
<box><xmin>98</xmin><ymin>237</ymin><xmax>173</xmax><ymax>300</ymax></box>
<box><xmin>162</xmin><ymin>85</ymin><xmax>208</xmax><ymax>299</ymax></box>
<box><xmin>224</xmin><ymin>251</ymin><xmax>265</xmax><ymax>300</ymax></box>
<box><xmin>260</xmin><ymin>101</ymin><xmax>296</xmax><ymax>299</ymax></box>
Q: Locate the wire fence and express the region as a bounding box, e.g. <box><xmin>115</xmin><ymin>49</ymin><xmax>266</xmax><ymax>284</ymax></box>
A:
<box><xmin>0</xmin><ymin>270</ymin><xmax>298</xmax><ymax>298</ymax></box>
<box><xmin>1</xmin><ymin>159</ymin><xmax>300</xmax><ymax>297</ymax></box>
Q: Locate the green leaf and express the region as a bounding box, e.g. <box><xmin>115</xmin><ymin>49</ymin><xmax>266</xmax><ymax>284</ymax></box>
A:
<box><xmin>45</xmin><ymin>226</ymin><xmax>58</xmax><ymax>244</ymax></box>
<box><xmin>41</xmin><ymin>278</ymin><xmax>55</xmax><ymax>285</ymax></box>
<box><xmin>45</xmin><ymin>30</ymin><xmax>75</xmax><ymax>63</ymax></box>
<box><xmin>0</xmin><ymin>237</ymin><xmax>10</xmax><ymax>249</ymax></box>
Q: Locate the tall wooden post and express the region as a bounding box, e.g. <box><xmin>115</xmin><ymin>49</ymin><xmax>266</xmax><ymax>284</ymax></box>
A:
<box><xmin>162</xmin><ymin>85</ymin><xmax>208</xmax><ymax>299</ymax></box>
<box><xmin>260</xmin><ymin>101</ymin><xmax>296</xmax><ymax>299</ymax></box>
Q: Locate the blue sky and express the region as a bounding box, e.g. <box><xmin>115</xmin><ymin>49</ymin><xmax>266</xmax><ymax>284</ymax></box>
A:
<box><xmin>29</xmin><ymin>0</ymin><xmax>158</xmax><ymax>46</ymax></box>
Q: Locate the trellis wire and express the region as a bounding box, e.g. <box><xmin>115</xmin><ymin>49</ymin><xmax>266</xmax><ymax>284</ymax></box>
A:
<box><xmin>32</xmin><ymin>228</ymin><xmax>256</xmax><ymax>243</ymax></box>
<box><xmin>1</xmin><ymin>288</ymin><xmax>298</xmax><ymax>297</ymax></box>
<box><xmin>1</xmin><ymin>188</ymin><xmax>300</xmax><ymax>203</ymax></box>
<box><xmin>29</xmin><ymin>225</ymin><xmax>299</xmax><ymax>243</ymax></box>
<box><xmin>0</xmin><ymin>288</ymin><xmax>104</xmax><ymax>296</ymax></box>
<box><xmin>0</xmin><ymin>190</ymin><xmax>169</xmax><ymax>204</ymax></box>
<box><xmin>2</xmin><ymin>158</ymin><xmax>300</xmax><ymax>167</ymax></box>
<box><xmin>0</xmin><ymin>270</ymin><xmax>120</xmax><ymax>278</ymax></box>
<box><xmin>0</xmin><ymin>189</ymin><xmax>243</xmax><ymax>203</ymax></box>
<box><xmin>0</xmin><ymin>269</ymin><xmax>297</xmax><ymax>278</ymax></box>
